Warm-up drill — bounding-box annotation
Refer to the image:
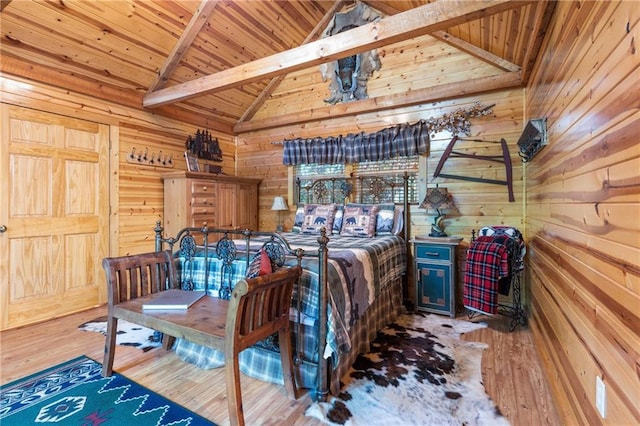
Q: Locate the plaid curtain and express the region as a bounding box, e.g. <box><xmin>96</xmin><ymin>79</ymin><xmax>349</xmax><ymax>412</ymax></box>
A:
<box><xmin>282</xmin><ymin>121</ymin><xmax>429</xmax><ymax>165</ymax></box>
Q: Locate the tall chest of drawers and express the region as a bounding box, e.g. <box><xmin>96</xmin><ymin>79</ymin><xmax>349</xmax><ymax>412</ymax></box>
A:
<box><xmin>161</xmin><ymin>171</ymin><xmax>261</xmax><ymax>238</ymax></box>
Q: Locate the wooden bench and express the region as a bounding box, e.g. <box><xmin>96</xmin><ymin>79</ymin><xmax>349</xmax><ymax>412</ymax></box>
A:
<box><xmin>101</xmin><ymin>250</ymin><xmax>301</xmax><ymax>426</ymax></box>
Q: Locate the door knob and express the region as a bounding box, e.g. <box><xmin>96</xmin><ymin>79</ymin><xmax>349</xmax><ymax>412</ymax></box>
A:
<box><xmin>0</xmin><ymin>225</ymin><xmax>6</xmax><ymax>233</ymax></box>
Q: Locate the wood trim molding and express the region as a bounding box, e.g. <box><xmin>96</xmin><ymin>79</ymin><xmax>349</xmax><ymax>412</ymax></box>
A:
<box><xmin>0</xmin><ymin>56</ymin><xmax>233</xmax><ymax>133</ymax></box>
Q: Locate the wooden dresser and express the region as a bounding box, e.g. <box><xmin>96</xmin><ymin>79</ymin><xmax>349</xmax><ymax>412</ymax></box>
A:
<box><xmin>161</xmin><ymin>171</ymin><xmax>261</xmax><ymax>237</ymax></box>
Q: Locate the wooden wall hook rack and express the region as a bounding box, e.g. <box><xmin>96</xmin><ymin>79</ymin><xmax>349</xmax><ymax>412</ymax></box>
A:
<box><xmin>126</xmin><ymin>147</ymin><xmax>174</xmax><ymax>168</ymax></box>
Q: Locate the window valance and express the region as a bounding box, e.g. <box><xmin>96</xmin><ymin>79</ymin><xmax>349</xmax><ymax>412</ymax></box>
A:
<box><xmin>281</xmin><ymin>103</ymin><xmax>493</xmax><ymax>166</ymax></box>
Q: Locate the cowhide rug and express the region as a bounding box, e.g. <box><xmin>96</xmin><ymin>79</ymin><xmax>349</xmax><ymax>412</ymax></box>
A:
<box><xmin>305</xmin><ymin>313</ymin><xmax>510</xmax><ymax>426</ymax></box>
<box><xmin>78</xmin><ymin>316</ymin><xmax>162</xmax><ymax>352</ymax></box>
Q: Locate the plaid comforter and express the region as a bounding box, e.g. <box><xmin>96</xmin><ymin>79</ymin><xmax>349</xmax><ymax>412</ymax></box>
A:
<box><xmin>463</xmin><ymin>240</ymin><xmax>510</xmax><ymax>315</ymax></box>
<box><xmin>173</xmin><ymin>232</ymin><xmax>407</xmax><ymax>388</ymax></box>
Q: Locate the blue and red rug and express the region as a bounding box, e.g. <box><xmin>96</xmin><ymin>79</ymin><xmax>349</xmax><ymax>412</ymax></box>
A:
<box><xmin>1</xmin><ymin>356</ymin><xmax>216</xmax><ymax>425</ymax></box>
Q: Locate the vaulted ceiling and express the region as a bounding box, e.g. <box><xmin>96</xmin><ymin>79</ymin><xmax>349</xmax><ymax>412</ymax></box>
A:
<box><xmin>0</xmin><ymin>0</ymin><xmax>555</xmax><ymax>134</ymax></box>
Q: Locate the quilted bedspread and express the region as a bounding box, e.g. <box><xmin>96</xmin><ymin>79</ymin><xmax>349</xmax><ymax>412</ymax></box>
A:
<box><xmin>174</xmin><ymin>232</ymin><xmax>407</xmax><ymax>359</ymax></box>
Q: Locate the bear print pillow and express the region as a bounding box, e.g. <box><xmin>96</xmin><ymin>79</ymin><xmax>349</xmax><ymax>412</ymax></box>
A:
<box><xmin>300</xmin><ymin>204</ymin><xmax>337</xmax><ymax>235</ymax></box>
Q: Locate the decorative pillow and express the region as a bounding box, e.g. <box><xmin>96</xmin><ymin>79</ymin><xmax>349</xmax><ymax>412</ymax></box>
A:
<box><xmin>292</xmin><ymin>205</ymin><xmax>305</xmax><ymax>233</ymax></box>
<box><xmin>375</xmin><ymin>204</ymin><xmax>396</xmax><ymax>236</ymax></box>
<box><xmin>340</xmin><ymin>204</ymin><xmax>379</xmax><ymax>237</ymax></box>
<box><xmin>332</xmin><ymin>205</ymin><xmax>344</xmax><ymax>234</ymax></box>
<box><xmin>246</xmin><ymin>249</ymin><xmax>272</xmax><ymax>278</ymax></box>
<box><xmin>391</xmin><ymin>205</ymin><xmax>404</xmax><ymax>235</ymax></box>
<box><xmin>301</xmin><ymin>204</ymin><xmax>337</xmax><ymax>235</ymax></box>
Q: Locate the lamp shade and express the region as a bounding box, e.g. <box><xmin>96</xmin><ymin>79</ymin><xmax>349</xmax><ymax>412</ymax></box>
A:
<box><xmin>420</xmin><ymin>186</ymin><xmax>456</xmax><ymax>238</ymax></box>
<box><xmin>419</xmin><ymin>186</ymin><xmax>454</xmax><ymax>211</ymax></box>
<box><xmin>271</xmin><ymin>196</ymin><xmax>289</xmax><ymax>211</ymax></box>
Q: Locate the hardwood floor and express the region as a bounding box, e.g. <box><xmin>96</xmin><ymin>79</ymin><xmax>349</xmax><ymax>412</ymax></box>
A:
<box><xmin>0</xmin><ymin>307</ymin><xmax>559</xmax><ymax>426</ymax></box>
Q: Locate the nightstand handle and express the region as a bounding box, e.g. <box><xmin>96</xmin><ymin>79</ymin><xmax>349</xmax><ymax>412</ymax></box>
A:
<box><xmin>426</xmin><ymin>252</ymin><xmax>440</xmax><ymax>256</ymax></box>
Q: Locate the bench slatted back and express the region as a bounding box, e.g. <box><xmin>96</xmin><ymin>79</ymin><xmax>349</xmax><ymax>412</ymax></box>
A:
<box><xmin>103</xmin><ymin>250</ymin><xmax>178</xmax><ymax>305</ymax></box>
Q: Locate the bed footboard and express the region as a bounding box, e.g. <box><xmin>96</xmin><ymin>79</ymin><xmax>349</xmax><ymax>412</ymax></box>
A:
<box><xmin>153</xmin><ymin>221</ymin><xmax>331</xmax><ymax>401</ymax></box>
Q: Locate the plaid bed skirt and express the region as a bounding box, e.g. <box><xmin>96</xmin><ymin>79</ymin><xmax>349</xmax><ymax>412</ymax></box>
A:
<box><xmin>174</xmin><ymin>278</ymin><xmax>404</xmax><ymax>394</ymax></box>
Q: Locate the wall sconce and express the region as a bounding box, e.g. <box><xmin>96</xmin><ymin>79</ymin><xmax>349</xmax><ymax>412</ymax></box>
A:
<box><xmin>271</xmin><ymin>196</ymin><xmax>289</xmax><ymax>232</ymax></box>
<box><xmin>517</xmin><ymin>117</ymin><xmax>547</xmax><ymax>162</ymax></box>
<box><xmin>419</xmin><ymin>185</ymin><xmax>456</xmax><ymax>237</ymax></box>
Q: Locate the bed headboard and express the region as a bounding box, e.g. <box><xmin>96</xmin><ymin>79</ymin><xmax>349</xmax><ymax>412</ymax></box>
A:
<box><xmin>295</xmin><ymin>172</ymin><xmax>414</xmax><ymax>239</ymax></box>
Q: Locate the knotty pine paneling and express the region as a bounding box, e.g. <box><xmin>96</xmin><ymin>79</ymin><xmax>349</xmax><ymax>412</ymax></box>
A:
<box><xmin>253</xmin><ymin>33</ymin><xmax>503</xmax><ymax>121</ymax></box>
<box><xmin>524</xmin><ymin>1</ymin><xmax>640</xmax><ymax>424</ymax></box>
<box><xmin>1</xmin><ymin>75</ymin><xmax>235</xmax><ymax>259</ymax></box>
<box><xmin>237</xmin><ymin>88</ymin><xmax>525</xmax><ymax>307</ymax></box>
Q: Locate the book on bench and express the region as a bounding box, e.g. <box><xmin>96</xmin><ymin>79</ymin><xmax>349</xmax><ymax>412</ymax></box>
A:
<box><xmin>142</xmin><ymin>289</ymin><xmax>206</xmax><ymax>310</ymax></box>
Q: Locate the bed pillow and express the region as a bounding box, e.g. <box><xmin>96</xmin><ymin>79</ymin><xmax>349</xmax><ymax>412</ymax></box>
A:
<box><xmin>340</xmin><ymin>204</ymin><xmax>379</xmax><ymax>237</ymax></box>
<box><xmin>375</xmin><ymin>204</ymin><xmax>396</xmax><ymax>236</ymax></box>
<box><xmin>332</xmin><ymin>205</ymin><xmax>344</xmax><ymax>234</ymax></box>
<box><xmin>301</xmin><ymin>203</ymin><xmax>337</xmax><ymax>235</ymax></box>
<box><xmin>246</xmin><ymin>249</ymin><xmax>272</xmax><ymax>278</ymax></box>
<box><xmin>292</xmin><ymin>205</ymin><xmax>305</xmax><ymax>233</ymax></box>
<box><xmin>391</xmin><ymin>205</ymin><xmax>404</xmax><ymax>235</ymax></box>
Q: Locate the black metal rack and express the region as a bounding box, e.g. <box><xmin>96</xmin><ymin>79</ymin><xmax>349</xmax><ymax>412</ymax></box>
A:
<box><xmin>467</xmin><ymin>229</ymin><xmax>527</xmax><ymax>331</ymax></box>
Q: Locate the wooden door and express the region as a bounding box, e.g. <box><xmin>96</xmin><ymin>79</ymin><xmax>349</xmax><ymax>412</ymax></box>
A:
<box><xmin>0</xmin><ymin>105</ymin><xmax>109</xmax><ymax>330</ymax></box>
<box><xmin>217</xmin><ymin>183</ymin><xmax>237</xmax><ymax>229</ymax></box>
<box><xmin>236</xmin><ymin>182</ymin><xmax>258</xmax><ymax>230</ymax></box>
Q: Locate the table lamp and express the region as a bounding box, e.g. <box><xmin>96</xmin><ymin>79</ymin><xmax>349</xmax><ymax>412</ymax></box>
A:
<box><xmin>271</xmin><ymin>196</ymin><xmax>289</xmax><ymax>232</ymax></box>
<box><xmin>419</xmin><ymin>185</ymin><xmax>456</xmax><ymax>237</ymax></box>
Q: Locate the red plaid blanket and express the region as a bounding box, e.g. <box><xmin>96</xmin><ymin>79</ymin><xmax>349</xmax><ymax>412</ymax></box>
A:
<box><xmin>463</xmin><ymin>240</ymin><xmax>510</xmax><ymax>314</ymax></box>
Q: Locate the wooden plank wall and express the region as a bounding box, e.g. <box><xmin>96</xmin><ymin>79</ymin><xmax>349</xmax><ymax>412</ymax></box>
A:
<box><xmin>238</xmin><ymin>90</ymin><xmax>525</xmax><ymax>236</ymax></box>
<box><xmin>237</xmin><ymin>90</ymin><xmax>525</xmax><ymax>307</ymax></box>
<box><xmin>0</xmin><ymin>74</ymin><xmax>236</xmax><ymax>258</ymax></box>
<box><xmin>524</xmin><ymin>2</ymin><xmax>640</xmax><ymax>425</ymax></box>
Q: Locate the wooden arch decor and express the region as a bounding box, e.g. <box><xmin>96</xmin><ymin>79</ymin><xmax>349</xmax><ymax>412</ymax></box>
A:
<box><xmin>319</xmin><ymin>1</ymin><xmax>382</xmax><ymax>104</ymax></box>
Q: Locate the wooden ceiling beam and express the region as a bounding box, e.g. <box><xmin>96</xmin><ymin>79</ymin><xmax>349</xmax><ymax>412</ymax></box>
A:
<box><xmin>431</xmin><ymin>31</ymin><xmax>521</xmax><ymax>72</ymax></box>
<box><xmin>143</xmin><ymin>0</ymin><xmax>534</xmax><ymax>108</ymax></box>
<box><xmin>237</xmin><ymin>0</ymin><xmax>348</xmax><ymax>123</ymax></box>
<box><xmin>147</xmin><ymin>0</ymin><xmax>220</xmax><ymax>92</ymax></box>
<box><xmin>233</xmin><ymin>71</ymin><xmax>523</xmax><ymax>134</ymax></box>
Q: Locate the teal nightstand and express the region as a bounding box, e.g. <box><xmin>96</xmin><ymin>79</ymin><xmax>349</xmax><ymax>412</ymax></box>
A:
<box><xmin>412</xmin><ymin>237</ymin><xmax>462</xmax><ymax>317</ymax></box>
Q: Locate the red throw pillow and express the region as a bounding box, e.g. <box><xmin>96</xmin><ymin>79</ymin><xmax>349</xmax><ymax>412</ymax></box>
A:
<box><xmin>246</xmin><ymin>249</ymin><xmax>273</xmax><ymax>278</ymax></box>
<box><xmin>258</xmin><ymin>249</ymin><xmax>272</xmax><ymax>276</ymax></box>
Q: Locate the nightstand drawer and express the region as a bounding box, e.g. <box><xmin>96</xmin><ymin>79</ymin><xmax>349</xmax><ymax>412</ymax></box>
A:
<box><xmin>415</xmin><ymin>244</ymin><xmax>452</xmax><ymax>261</ymax></box>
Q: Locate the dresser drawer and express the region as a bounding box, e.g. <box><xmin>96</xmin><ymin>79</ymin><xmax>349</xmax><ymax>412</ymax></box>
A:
<box><xmin>192</xmin><ymin>207</ymin><xmax>216</xmax><ymax>217</ymax></box>
<box><xmin>415</xmin><ymin>244</ymin><xmax>452</xmax><ymax>261</ymax></box>
<box><xmin>191</xmin><ymin>180</ymin><xmax>217</xmax><ymax>194</ymax></box>
<box><xmin>191</xmin><ymin>194</ymin><xmax>216</xmax><ymax>207</ymax></box>
<box><xmin>191</xmin><ymin>212</ymin><xmax>216</xmax><ymax>227</ymax></box>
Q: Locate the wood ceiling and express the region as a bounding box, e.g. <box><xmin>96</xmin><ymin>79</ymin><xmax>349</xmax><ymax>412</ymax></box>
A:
<box><xmin>0</xmin><ymin>0</ymin><xmax>555</xmax><ymax>134</ymax></box>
